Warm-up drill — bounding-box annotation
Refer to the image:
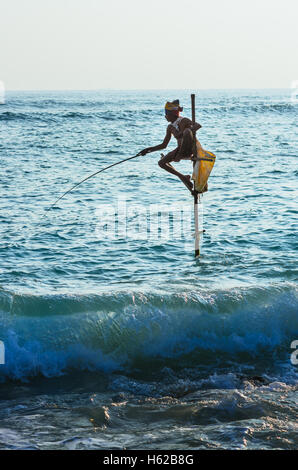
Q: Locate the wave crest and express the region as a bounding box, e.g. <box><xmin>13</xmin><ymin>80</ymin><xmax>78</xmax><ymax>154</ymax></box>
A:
<box><xmin>0</xmin><ymin>284</ymin><xmax>297</xmax><ymax>381</ymax></box>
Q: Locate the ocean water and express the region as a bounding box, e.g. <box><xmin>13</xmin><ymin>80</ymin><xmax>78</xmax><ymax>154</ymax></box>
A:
<box><xmin>0</xmin><ymin>89</ymin><xmax>297</xmax><ymax>450</ymax></box>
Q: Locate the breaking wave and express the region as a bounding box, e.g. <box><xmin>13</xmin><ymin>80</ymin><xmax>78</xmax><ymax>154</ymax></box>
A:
<box><xmin>0</xmin><ymin>284</ymin><xmax>297</xmax><ymax>382</ymax></box>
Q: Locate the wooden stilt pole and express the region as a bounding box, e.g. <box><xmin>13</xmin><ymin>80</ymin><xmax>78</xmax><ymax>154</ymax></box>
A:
<box><xmin>194</xmin><ymin>192</ymin><xmax>200</xmax><ymax>257</ymax></box>
<box><xmin>191</xmin><ymin>94</ymin><xmax>200</xmax><ymax>257</ymax></box>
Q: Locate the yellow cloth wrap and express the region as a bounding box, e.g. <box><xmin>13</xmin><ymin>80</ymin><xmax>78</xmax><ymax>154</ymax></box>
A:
<box><xmin>192</xmin><ymin>139</ymin><xmax>216</xmax><ymax>192</ymax></box>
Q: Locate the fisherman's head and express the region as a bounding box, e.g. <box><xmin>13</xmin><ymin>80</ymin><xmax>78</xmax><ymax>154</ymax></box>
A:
<box><xmin>165</xmin><ymin>100</ymin><xmax>183</xmax><ymax>122</ymax></box>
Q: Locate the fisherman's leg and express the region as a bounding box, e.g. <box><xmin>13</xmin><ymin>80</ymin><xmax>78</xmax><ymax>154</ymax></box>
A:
<box><xmin>158</xmin><ymin>150</ymin><xmax>193</xmax><ymax>193</ymax></box>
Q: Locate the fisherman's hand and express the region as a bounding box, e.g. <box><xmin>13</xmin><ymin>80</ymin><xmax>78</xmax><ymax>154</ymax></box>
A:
<box><xmin>139</xmin><ymin>148</ymin><xmax>151</xmax><ymax>156</ymax></box>
<box><xmin>191</xmin><ymin>123</ymin><xmax>202</xmax><ymax>131</ymax></box>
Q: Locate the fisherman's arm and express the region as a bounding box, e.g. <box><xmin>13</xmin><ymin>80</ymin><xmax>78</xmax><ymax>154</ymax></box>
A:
<box><xmin>140</xmin><ymin>127</ymin><xmax>172</xmax><ymax>155</ymax></box>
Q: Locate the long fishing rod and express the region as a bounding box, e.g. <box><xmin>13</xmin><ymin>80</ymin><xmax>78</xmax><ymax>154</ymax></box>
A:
<box><xmin>45</xmin><ymin>152</ymin><xmax>143</xmax><ymax>215</ymax></box>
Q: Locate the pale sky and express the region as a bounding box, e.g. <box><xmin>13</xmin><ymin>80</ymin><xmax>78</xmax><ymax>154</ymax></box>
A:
<box><xmin>1</xmin><ymin>0</ymin><xmax>297</xmax><ymax>90</ymax></box>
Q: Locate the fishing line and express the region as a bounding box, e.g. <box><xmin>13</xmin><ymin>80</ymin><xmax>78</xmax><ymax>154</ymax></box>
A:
<box><xmin>44</xmin><ymin>152</ymin><xmax>142</xmax><ymax>216</ymax></box>
<box><xmin>17</xmin><ymin>152</ymin><xmax>143</xmax><ymax>249</ymax></box>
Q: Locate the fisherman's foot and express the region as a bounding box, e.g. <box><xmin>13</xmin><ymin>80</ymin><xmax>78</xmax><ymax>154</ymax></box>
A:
<box><xmin>181</xmin><ymin>174</ymin><xmax>193</xmax><ymax>193</ymax></box>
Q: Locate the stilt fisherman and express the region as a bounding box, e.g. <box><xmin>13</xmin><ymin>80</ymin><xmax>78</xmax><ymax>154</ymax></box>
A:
<box><xmin>140</xmin><ymin>100</ymin><xmax>203</xmax><ymax>193</ymax></box>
